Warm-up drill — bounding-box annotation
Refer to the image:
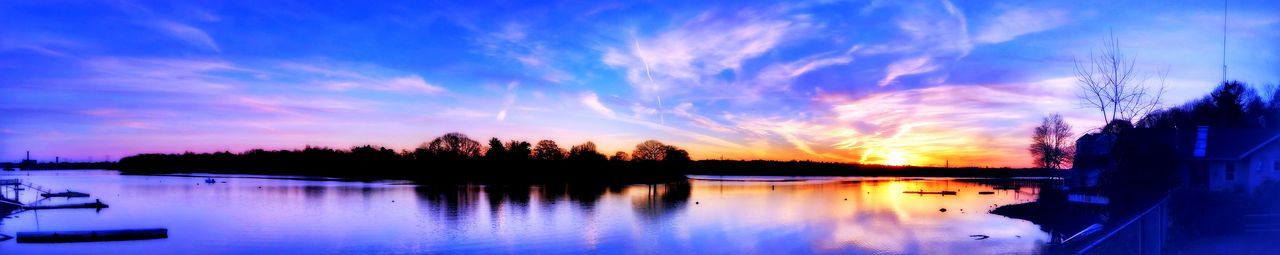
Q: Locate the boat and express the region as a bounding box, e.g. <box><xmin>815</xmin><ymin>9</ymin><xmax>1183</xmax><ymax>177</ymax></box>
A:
<box><xmin>41</xmin><ymin>191</ymin><xmax>89</xmax><ymax>198</ymax></box>
<box><xmin>204</xmin><ymin>178</ymin><xmax>216</xmax><ymax>184</ymax></box>
<box><xmin>978</xmin><ymin>191</ymin><xmax>996</xmax><ymax>195</ymax></box>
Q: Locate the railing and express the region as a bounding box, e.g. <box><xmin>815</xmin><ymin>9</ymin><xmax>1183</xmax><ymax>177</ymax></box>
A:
<box><xmin>1073</xmin><ymin>196</ymin><xmax>1170</xmax><ymax>255</ymax></box>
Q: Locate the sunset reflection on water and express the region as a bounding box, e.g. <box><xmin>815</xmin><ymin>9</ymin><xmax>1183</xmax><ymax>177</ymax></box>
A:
<box><xmin>0</xmin><ymin>171</ymin><xmax>1050</xmax><ymax>254</ymax></box>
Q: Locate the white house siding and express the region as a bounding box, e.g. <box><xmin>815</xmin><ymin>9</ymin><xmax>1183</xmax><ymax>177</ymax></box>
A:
<box><xmin>1246</xmin><ymin>141</ymin><xmax>1280</xmax><ymax>192</ymax></box>
<box><xmin>1209</xmin><ymin>161</ymin><xmax>1247</xmax><ymax>192</ymax></box>
<box><xmin>1209</xmin><ymin>139</ymin><xmax>1280</xmax><ymax>193</ymax></box>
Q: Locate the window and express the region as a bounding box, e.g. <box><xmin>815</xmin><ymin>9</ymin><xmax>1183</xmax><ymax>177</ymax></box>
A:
<box><xmin>1193</xmin><ymin>127</ymin><xmax>1209</xmax><ymax>158</ymax></box>
<box><xmin>1226</xmin><ymin>164</ymin><xmax>1236</xmax><ymax>181</ymax></box>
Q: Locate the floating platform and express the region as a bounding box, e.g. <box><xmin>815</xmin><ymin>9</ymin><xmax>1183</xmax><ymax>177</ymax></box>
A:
<box><xmin>23</xmin><ymin>200</ymin><xmax>108</xmax><ymax>210</ymax></box>
<box><xmin>16</xmin><ymin>228</ymin><xmax>167</xmax><ymax>243</ymax></box>
<box><xmin>41</xmin><ymin>191</ymin><xmax>90</xmax><ymax>198</ymax></box>
<box><xmin>903</xmin><ymin>190</ymin><xmax>958</xmax><ymax>195</ymax></box>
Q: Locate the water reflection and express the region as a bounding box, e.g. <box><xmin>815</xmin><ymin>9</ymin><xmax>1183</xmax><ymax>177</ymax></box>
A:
<box><xmin>0</xmin><ymin>171</ymin><xmax>1051</xmax><ymax>254</ymax></box>
<box><xmin>632</xmin><ymin>182</ymin><xmax>690</xmax><ymax>221</ymax></box>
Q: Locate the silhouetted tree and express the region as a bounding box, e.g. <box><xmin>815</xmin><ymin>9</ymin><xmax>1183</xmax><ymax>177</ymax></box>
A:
<box><xmin>1266</xmin><ymin>84</ymin><xmax>1280</xmax><ymax>127</ymax></box>
<box><xmin>1030</xmin><ymin>114</ymin><xmax>1074</xmax><ymax>170</ymax></box>
<box><xmin>1102</xmin><ymin>119</ymin><xmax>1133</xmax><ymax>135</ymax></box>
<box><xmin>1140</xmin><ymin>81</ymin><xmax>1276</xmax><ymax>129</ymax></box>
<box><xmin>351</xmin><ymin>145</ymin><xmax>399</xmax><ymax>160</ymax></box>
<box><xmin>1209</xmin><ymin>81</ymin><xmax>1261</xmax><ymax>127</ymax></box>
<box><xmin>484</xmin><ymin>138</ymin><xmax>506</xmax><ymax>160</ymax></box>
<box><xmin>533</xmin><ymin>140</ymin><xmax>565</xmax><ymax>160</ymax></box>
<box><xmin>505</xmin><ymin>140</ymin><xmax>532</xmax><ymax>160</ymax></box>
<box><xmin>567</xmin><ymin>142</ymin><xmax>606</xmax><ymax>161</ymax></box>
<box><xmin>610</xmin><ymin>151</ymin><xmax>630</xmax><ymax>161</ymax></box>
<box><xmin>632</xmin><ymin>140</ymin><xmax>667</xmax><ymax>161</ymax></box>
<box><xmin>417</xmin><ymin>132</ymin><xmax>482</xmax><ymax>160</ymax></box>
<box><xmin>1075</xmin><ymin>32</ymin><xmax>1166</xmax><ymax>127</ymax></box>
<box><xmin>663</xmin><ymin>146</ymin><xmax>691</xmax><ymax>163</ymax></box>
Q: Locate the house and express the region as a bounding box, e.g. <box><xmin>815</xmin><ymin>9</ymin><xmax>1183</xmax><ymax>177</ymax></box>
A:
<box><xmin>1183</xmin><ymin>127</ymin><xmax>1280</xmax><ymax>193</ymax></box>
<box><xmin>1071</xmin><ymin>132</ymin><xmax>1117</xmax><ymax>189</ymax></box>
<box><xmin>1070</xmin><ymin>126</ymin><xmax>1280</xmax><ymax>194</ymax></box>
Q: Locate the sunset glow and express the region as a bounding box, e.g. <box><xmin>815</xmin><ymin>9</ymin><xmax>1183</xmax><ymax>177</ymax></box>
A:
<box><xmin>2</xmin><ymin>1</ymin><xmax>1279</xmax><ymax>167</ymax></box>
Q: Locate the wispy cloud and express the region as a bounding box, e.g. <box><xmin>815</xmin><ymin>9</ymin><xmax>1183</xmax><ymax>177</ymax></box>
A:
<box><xmin>973</xmin><ymin>7</ymin><xmax>1072</xmax><ymax>44</ymax></box>
<box><xmin>603</xmin><ymin>9</ymin><xmax>808</xmax><ymax>97</ymax></box>
<box><xmin>867</xmin><ymin>1</ymin><xmax>970</xmax><ymax>87</ymax></box>
<box><xmin>496</xmin><ymin>81</ymin><xmax>519</xmax><ymax>121</ymax></box>
<box><xmin>281</xmin><ymin>62</ymin><xmax>447</xmax><ymax>95</ymax></box>
<box><xmin>877</xmin><ymin>56</ymin><xmax>939</xmax><ymax>87</ymax></box>
<box><xmin>671</xmin><ymin>102</ymin><xmax>735</xmax><ymax>133</ymax></box>
<box><xmin>579</xmin><ymin>91</ymin><xmax>617</xmax><ymax>118</ymax></box>
<box><xmin>153</xmin><ymin>21</ymin><xmax>220</xmax><ymax>52</ymax></box>
<box><xmin>475</xmin><ymin>22</ymin><xmax>574</xmax><ymax>83</ymax></box>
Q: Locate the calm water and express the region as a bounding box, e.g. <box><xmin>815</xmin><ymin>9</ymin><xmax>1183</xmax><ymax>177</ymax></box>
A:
<box><xmin>0</xmin><ymin>170</ymin><xmax>1050</xmax><ymax>254</ymax></box>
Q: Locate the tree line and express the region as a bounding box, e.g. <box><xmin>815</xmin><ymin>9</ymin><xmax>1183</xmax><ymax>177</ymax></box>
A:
<box><xmin>116</xmin><ymin>132</ymin><xmax>692</xmax><ymax>184</ymax></box>
<box><xmin>1138</xmin><ymin>81</ymin><xmax>1280</xmax><ymax>130</ymax></box>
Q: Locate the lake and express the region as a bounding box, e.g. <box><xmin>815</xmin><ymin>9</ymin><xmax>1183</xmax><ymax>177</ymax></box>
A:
<box><xmin>0</xmin><ymin>170</ymin><xmax>1050</xmax><ymax>254</ymax></box>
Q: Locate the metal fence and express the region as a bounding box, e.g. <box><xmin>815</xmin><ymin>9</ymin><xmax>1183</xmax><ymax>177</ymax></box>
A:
<box><xmin>1073</xmin><ymin>196</ymin><xmax>1170</xmax><ymax>255</ymax></box>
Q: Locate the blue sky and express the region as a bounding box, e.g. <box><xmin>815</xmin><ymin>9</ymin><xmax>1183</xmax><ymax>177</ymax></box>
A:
<box><xmin>2</xmin><ymin>0</ymin><xmax>1278</xmax><ymax>166</ymax></box>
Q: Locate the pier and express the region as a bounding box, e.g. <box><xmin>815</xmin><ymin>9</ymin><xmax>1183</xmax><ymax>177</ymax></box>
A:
<box><xmin>902</xmin><ymin>190</ymin><xmax>958</xmax><ymax>195</ymax></box>
<box><xmin>1</xmin><ymin>178</ymin><xmax>110</xmax><ymax>215</ymax></box>
<box><xmin>17</xmin><ymin>228</ymin><xmax>168</xmax><ymax>243</ymax></box>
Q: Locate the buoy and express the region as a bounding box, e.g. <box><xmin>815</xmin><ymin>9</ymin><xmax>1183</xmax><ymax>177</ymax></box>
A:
<box><xmin>695</xmin><ymin>202</ymin><xmax>699</xmax><ymax>204</ymax></box>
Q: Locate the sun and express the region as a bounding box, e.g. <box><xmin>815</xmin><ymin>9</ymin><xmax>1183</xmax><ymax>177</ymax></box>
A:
<box><xmin>883</xmin><ymin>150</ymin><xmax>910</xmax><ymax>166</ymax></box>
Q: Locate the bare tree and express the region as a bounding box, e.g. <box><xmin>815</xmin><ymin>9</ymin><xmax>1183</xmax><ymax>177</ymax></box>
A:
<box><xmin>1075</xmin><ymin>31</ymin><xmax>1166</xmax><ymax>128</ymax></box>
<box><xmin>632</xmin><ymin>140</ymin><xmax>668</xmax><ymax>161</ymax></box>
<box><xmin>1029</xmin><ymin>114</ymin><xmax>1075</xmax><ymax>169</ymax></box>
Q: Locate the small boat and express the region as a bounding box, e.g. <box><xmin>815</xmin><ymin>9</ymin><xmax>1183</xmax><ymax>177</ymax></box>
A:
<box><xmin>41</xmin><ymin>191</ymin><xmax>90</xmax><ymax>198</ymax></box>
<box><xmin>204</xmin><ymin>178</ymin><xmax>216</xmax><ymax>184</ymax></box>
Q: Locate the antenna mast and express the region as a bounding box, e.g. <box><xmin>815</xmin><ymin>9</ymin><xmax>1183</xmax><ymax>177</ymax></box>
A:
<box><xmin>1222</xmin><ymin>0</ymin><xmax>1228</xmax><ymax>83</ymax></box>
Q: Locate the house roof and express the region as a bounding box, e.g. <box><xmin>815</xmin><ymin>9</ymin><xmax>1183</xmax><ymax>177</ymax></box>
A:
<box><xmin>1197</xmin><ymin>128</ymin><xmax>1280</xmax><ymax>161</ymax></box>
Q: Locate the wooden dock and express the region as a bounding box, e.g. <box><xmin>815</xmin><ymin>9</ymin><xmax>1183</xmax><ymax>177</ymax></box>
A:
<box><xmin>22</xmin><ymin>200</ymin><xmax>108</xmax><ymax>210</ymax></box>
<box><xmin>41</xmin><ymin>191</ymin><xmax>90</xmax><ymax>198</ymax></box>
<box><xmin>903</xmin><ymin>190</ymin><xmax>958</xmax><ymax>195</ymax></box>
<box><xmin>17</xmin><ymin>228</ymin><xmax>167</xmax><ymax>243</ymax></box>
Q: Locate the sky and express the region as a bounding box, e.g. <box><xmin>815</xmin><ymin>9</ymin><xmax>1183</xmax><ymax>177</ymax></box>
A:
<box><xmin>1</xmin><ymin>0</ymin><xmax>1278</xmax><ymax>167</ymax></box>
